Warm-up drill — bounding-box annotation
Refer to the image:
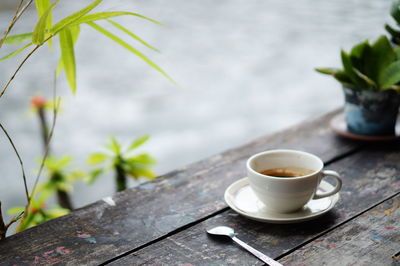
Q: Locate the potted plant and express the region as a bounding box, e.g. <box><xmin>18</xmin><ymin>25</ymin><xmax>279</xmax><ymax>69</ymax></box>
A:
<box><xmin>316</xmin><ymin>35</ymin><xmax>400</xmax><ymax>136</ymax></box>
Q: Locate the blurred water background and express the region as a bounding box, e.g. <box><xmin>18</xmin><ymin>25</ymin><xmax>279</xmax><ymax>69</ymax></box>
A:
<box><xmin>0</xmin><ymin>0</ymin><xmax>392</xmax><ymax>220</ymax></box>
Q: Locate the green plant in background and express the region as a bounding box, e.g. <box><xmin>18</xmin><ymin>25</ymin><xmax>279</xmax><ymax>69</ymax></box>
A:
<box><xmin>0</xmin><ymin>0</ymin><xmax>167</xmax><ymax>238</ymax></box>
<box><xmin>30</xmin><ymin>96</ymin><xmax>81</xmax><ymax>210</ymax></box>
<box><xmin>8</xmin><ymin>189</ymin><xmax>69</xmax><ymax>232</ymax></box>
<box><xmin>1</xmin><ymin>0</ymin><xmax>174</xmax><ymax>96</ymax></box>
<box><xmin>39</xmin><ymin>155</ymin><xmax>85</xmax><ymax>210</ymax></box>
<box><xmin>385</xmin><ymin>0</ymin><xmax>400</xmax><ymax>45</ymax></box>
<box><xmin>87</xmin><ymin>136</ymin><xmax>156</xmax><ymax>192</ymax></box>
<box><xmin>316</xmin><ymin>35</ymin><xmax>400</xmax><ymax>92</ymax></box>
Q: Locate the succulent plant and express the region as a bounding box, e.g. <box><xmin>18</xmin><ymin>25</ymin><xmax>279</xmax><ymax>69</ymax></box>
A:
<box><xmin>316</xmin><ymin>35</ymin><xmax>400</xmax><ymax>92</ymax></box>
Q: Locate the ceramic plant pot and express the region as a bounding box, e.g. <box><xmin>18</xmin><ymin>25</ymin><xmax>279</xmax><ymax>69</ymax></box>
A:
<box><xmin>342</xmin><ymin>87</ymin><xmax>400</xmax><ymax>136</ymax></box>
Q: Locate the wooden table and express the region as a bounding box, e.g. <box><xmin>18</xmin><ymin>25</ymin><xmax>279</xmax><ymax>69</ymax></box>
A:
<box><xmin>1</xmin><ymin>109</ymin><xmax>399</xmax><ymax>265</ymax></box>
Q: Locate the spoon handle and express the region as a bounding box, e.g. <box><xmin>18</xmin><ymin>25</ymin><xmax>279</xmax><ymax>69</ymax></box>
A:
<box><xmin>231</xmin><ymin>236</ymin><xmax>283</xmax><ymax>266</ymax></box>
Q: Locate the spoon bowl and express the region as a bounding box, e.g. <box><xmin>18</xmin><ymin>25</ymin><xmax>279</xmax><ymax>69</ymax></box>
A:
<box><xmin>206</xmin><ymin>226</ymin><xmax>283</xmax><ymax>266</ymax></box>
<box><xmin>206</xmin><ymin>226</ymin><xmax>235</xmax><ymax>238</ymax></box>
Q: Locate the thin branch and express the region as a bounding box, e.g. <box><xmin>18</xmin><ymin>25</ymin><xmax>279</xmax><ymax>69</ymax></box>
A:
<box><xmin>0</xmin><ymin>201</ymin><xmax>24</xmax><ymax>239</ymax></box>
<box><xmin>0</xmin><ymin>123</ymin><xmax>29</xmax><ymax>203</ymax></box>
<box><xmin>0</xmin><ymin>0</ymin><xmax>34</xmax><ymax>49</ymax></box>
<box><xmin>0</xmin><ymin>31</ymin><xmax>56</xmax><ymax>99</ymax></box>
<box><xmin>0</xmin><ymin>44</ymin><xmax>40</xmax><ymax>98</ymax></box>
<box><xmin>30</xmin><ymin>71</ymin><xmax>60</xmax><ymax>206</ymax></box>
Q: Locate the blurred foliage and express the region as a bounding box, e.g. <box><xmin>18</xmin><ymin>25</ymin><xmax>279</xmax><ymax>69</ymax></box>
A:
<box><xmin>386</xmin><ymin>0</ymin><xmax>400</xmax><ymax>45</ymax></box>
<box><xmin>1</xmin><ymin>0</ymin><xmax>174</xmax><ymax>95</ymax></box>
<box><xmin>316</xmin><ymin>35</ymin><xmax>400</xmax><ymax>92</ymax></box>
<box><xmin>8</xmin><ymin>189</ymin><xmax>69</xmax><ymax>232</ymax></box>
<box><xmin>87</xmin><ymin>136</ymin><xmax>156</xmax><ymax>192</ymax></box>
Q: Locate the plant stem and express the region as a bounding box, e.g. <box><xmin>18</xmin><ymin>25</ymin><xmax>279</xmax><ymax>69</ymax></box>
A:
<box><xmin>0</xmin><ymin>0</ymin><xmax>33</xmax><ymax>49</ymax></box>
<box><xmin>0</xmin><ymin>201</ymin><xmax>7</xmax><ymax>239</ymax></box>
<box><xmin>57</xmin><ymin>190</ymin><xmax>73</xmax><ymax>210</ymax></box>
<box><xmin>115</xmin><ymin>164</ymin><xmax>127</xmax><ymax>192</ymax></box>
<box><xmin>37</xmin><ymin>106</ymin><xmax>50</xmax><ymax>150</ymax></box>
<box><xmin>0</xmin><ymin>201</ymin><xmax>23</xmax><ymax>239</ymax></box>
<box><xmin>37</xmin><ymin>105</ymin><xmax>73</xmax><ymax>211</ymax></box>
<box><xmin>0</xmin><ymin>123</ymin><xmax>29</xmax><ymax>203</ymax></box>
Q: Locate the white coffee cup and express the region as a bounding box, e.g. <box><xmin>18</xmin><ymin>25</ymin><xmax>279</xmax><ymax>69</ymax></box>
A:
<box><xmin>247</xmin><ymin>149</ymin><xmax>342</xmax><ymax>213</ymax></box>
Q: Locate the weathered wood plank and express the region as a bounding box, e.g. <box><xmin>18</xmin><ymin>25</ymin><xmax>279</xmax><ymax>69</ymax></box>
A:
<box><xmin>280</xmin><ymin>195</ymin><xmax>400</xmax><ymax>266</ymax></box>
<box><xmin>109</xmin><ymin>142</ymin><xmax>400</xmax><ymax>265</ymax></box>
<box><xmin>0</xmin><ymin>110</ymin><xmax>361</xmax><ymax>265</ymax></box>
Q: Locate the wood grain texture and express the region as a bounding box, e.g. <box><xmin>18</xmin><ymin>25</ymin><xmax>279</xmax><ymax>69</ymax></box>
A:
<box><xmin>0</xmin><ymin>110</ymin><xmax>361</xmax><ymax>265</ymax></box>
<box><xmin>110</xmin><ymin>142</ymin><xmax>400</xmax><ymax>265</ymax></box>
<box><xmin>281</xmin><ymin>195</ymin><xmax>400</xmax><ymax>266</ymax></box>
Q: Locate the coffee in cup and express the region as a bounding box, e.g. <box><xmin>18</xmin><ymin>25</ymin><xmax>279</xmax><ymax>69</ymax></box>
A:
<box><xmin>247</xmin><ymin>149</ymin><xmax>342</xmax><ymax>213</ymax></box>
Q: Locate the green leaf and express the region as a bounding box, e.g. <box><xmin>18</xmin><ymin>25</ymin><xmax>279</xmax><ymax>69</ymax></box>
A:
<box><xmin>379</xmin><ymin>61</ymin><xmax>400</xmax><ymax>88</ymax></box>
<box><xmin>32</xmin><ymin>0</ymin><xmax>59</xmax><ymax>45</ymax></box>
<box><xmin>35</xmin><ymin>0</ymin><xmax>53</xmax><ymax>48</ymax></box>
<box><xmin>341</xmin><ymin>50</ymin><xmax>365</xmax><ymax>88</ymax></box>
<box><xmin>352</xmin><ymin>68</ymin><xmax>376</xmax><ymax>89</ymax></box>
<box><xmin>315</xmin><ymin>68</ymin><xmax>341</xmax><ymax>75</ymax></box>
<box><xmin>386</xmin><ymin>84</ymin><xmax>400</xmax><ymax>92</ymax></box>
<box><xmin>127</xmin><ymin>135</ymin><xmax>150</xmax><ymax>151</ymax></box>
<box><xmin>0</xmin><ymin>42</ymin><xmax>32</xmax><ymax>61</ymax></box>
<box><xmin>86</xmin><ymin>169</ymin><xmax>104</xmax><ymax>183</ymax></box>
<box><xmin>107</xmin><ymin>20</ymin><xmax>159</xmax><ymax>52</ymax></box>
<box><xmin>59</xmin><ymin>27</ymin><xmax>77</xmax><ymax>93</ymax></box>
<box><xmin>128</xmin><ymin>167</ymin><xmax>156</xmax><ymax>179</ymax></box>
<box><xmin>391</xmin><ymin>0</ymin><xmax>400</xmax><ymax>23</ymax></box>
<box><xmin>332</xmin><ymin>71</ymin><xmax>356</xmax><ymax>88</ymax></box>
<box><xmin>71</xmin><ymin>11</ymin><xmax>162</xmax><ymax>26</ymax></box>
<box><xmin>87</xmin><ymin>153</ymin><xmax>108</xmax><ymax>165</ymax></box>
<box><xmin>350</xmin><ymin>40</ymin><xmax>368</xmax><ymax>59</ymax></box>
<box><xmin>128</xmin><ymin>154</ymin><xmax>156</xmax><ymax>165</ymax></box>
<box><xmin>51</xmin><ymin>0</ymin><xmax>103</xmax><ymax>35</ymax></box>
<box><xmin>394</xmin><ymin>46</ymin><xmax>400</xmax><ymax>60</ymax></box>
<box><xmin>56</xmin><ymin>24</ymin><xmax>80</xmax><ymax>75</ymax></box>
<box><xmin>385</xmin><ymin>24</ymin><xmax>400</xmax><ymax>39</ymax></box>
<box><xmin>109</xmin><ymin>136</ymin><xmax>121</xmax><ymax>154</ymax></box>
<box><xmin>7</xmin><ymin>206</ymin><xmax>25</xmax><ymax>215</ymax></box>
<box><xmin>371</xmin><ymin>36</ymin><xmax>396</xmax><ymax>82</ymax></box>
<box><xmin>4</xmin><ymin>33</ymin><xmax>32</xmax><ymax>44</ymax></box>
<box><xmin>87</xmin><ymin>22</ymin><xmax>176</xmax><ymax>84</ymax></box>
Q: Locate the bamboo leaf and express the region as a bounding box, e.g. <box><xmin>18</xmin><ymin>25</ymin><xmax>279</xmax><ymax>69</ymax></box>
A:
<box><xmin>4</xmin><ymin>33</ymin><xmax>32</xmax><ymax>44</ymax></box>
<box><xmin>72</xmin><ymin>11</ymin><xmax>162</xmax><ymax>26</ymax></box>
<box><xmin>35</xmin><ymin>0</ymin><xmax>53</xmax><ymax>48</ymax></box>
<box><xmin>127</xmin><ymin>135</ymin><xmax>149</xmax><ymax>151</ymax></box>
<box><xmin>7</xmin><ymin>206</ymin><xmax>25</xmax><ymax>215</ymax></box>
<box><xmin>87</xmin><ymin>153</ymin><xmax>108</xmax><ymax>165</ymax></box>
<box><xmin>87</xmin><ymin>22</ymin><xmax>175</xmax><ymax>84</ymax></box>
<box><xmin>51</xmin><ymin>0</ymin><xmax>103</xmax><ymax>35</ymax></box>
<box><xmin>111</xmin><ymin>137</ymin><xmax>121</xmax><ymax>154</ymax></box>
<box><xmin>32</xmin><ymin>0</ymin><xmax>59</xmax><ymax>45</ymax></box>
<box><xmin>56</xmin><ymin>25</ymin><xmax>80</xmax><ymax>75</ymax></box>
<box><xmin>59</xmin><ymin>27</ymin><xmax>76</xmax><ymax>93</ymax></box>
<box><xmin>107</xmin><ymin>20</ymin><xmax>159</xmax><ymax>52</ymax></box>
<box><xmin>86</xmin><ymin>169</ymin><xmax>104</xmax><ymax>183</ymax></box>
<box><xmin>379</xmin><ymin>61</ymin><xmax>400</xmax><ymax>88</ymax></box>
<box><xmin>129</xmin><ymin>154</ymin><xmax>156</xmax><ymax>165</ymax></box>
<box><xmin>0</xmin><ymin>42</ymin><xmax>32</xmax><ymax>61</ymax></box>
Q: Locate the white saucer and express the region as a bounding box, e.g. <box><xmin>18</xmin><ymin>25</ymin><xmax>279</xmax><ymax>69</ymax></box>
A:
<box><xmin>224</xmin><ymin>177</ymin><xmax>339</xmax><ymax>224</ymax></box>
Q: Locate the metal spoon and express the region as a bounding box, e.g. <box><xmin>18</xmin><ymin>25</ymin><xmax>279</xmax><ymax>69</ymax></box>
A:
<box><xmin>206</xmin><ymin>226</ymin><xmax>283</xmax><ymax>266</ymax></box>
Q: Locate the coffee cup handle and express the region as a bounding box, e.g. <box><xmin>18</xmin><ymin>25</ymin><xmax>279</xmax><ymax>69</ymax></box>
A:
<box><xmin>313</xmin><ymin>170</ymin><xmax>342</xmax><ymax>199</ymax></box>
